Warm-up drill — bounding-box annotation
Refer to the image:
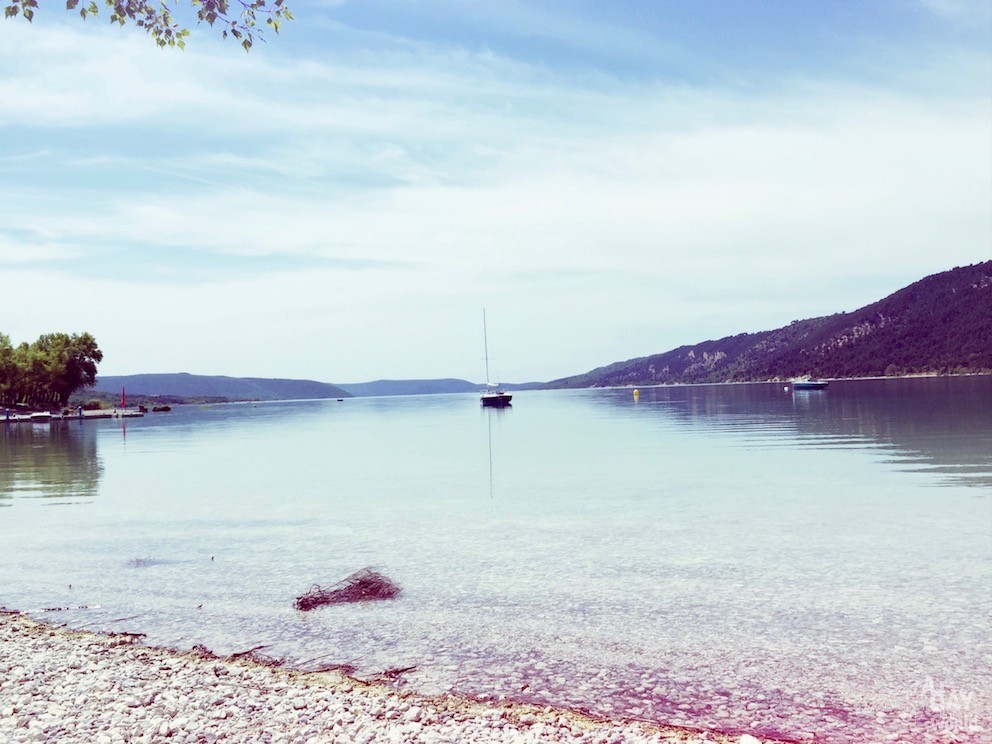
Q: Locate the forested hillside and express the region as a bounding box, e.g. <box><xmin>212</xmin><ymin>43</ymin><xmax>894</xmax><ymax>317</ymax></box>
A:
<box><xmin>548</xmin><ymin>262</ymin><xmax>992</xmax><ymax>388</ymax></box>
<box><xmin>92</xmin><ymin>373</ymin><xmax>351</xmax><ymax>401</ymax></box>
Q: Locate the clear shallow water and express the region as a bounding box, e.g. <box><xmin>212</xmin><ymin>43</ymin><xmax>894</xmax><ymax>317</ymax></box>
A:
<box><xmin>1</xmin><ymin>377</ymin><xmax>990</xmax><ymax>742</ymax></box>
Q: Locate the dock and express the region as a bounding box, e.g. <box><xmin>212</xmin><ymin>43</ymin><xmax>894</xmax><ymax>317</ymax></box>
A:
<box><xmin>3</xmin><ymin>409</ymin><xmax>146</xmax><ymax>425</ymax></box>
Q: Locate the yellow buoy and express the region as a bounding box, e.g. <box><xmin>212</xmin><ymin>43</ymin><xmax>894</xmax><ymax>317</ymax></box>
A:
<box><xmin>633</xmin><ymin>389</ymin><xmax>640</xmax><ymax>400</ymax></box>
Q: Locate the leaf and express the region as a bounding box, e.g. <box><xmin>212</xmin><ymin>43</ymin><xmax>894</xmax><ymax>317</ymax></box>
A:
<box><xmin>3</xmin><ymin>0</ymin><xmax>290</xmax><ymax>48</ymax></box>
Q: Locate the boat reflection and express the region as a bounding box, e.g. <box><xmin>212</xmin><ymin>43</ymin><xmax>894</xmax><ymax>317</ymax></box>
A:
<box><xmin>483</xmin><ymin>404</ymin><xmax>511</xmax><ymax>499</ymax></box>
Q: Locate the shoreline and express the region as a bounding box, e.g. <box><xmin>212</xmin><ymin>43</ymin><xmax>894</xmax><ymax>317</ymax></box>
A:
<box><xmin>570</xmin><ymin>371</ymin><xmax>992</xmax><ymax>391</ymax></box>
<box><xmin>0</xmin><ymin>610</ymin><xmax>781</xmax><ymax>744</ymax></box>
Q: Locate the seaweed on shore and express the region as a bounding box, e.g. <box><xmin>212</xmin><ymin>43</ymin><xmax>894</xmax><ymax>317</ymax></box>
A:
<box><xmin>191</xmin><ymin>644</ymin><xmax>216</xmax><ymax>659</ymax></box>
<box><xmin>294</xmin><ymin>568</ymin><xmax>401</xmax><ymax>611</ymax></box>
<box><xmin>361</xmin><ymin>665</ymin><xmax>418</xmax><ymax>685</ymax></box>
<box><xmin>230</xmin><ymin>645</ymin><xmax>283</xmax><ymax>667</ymax></box>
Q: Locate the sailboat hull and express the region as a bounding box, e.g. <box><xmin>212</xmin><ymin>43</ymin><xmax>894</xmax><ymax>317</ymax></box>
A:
<box><xmin>481</xmin><ymin>392</ymin><xmax>512</xmax><ymax>407</ymax></box>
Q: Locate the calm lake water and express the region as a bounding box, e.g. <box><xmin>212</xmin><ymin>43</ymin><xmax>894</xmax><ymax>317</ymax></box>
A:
<box><xmin>2</xmin><ymin>377</ymin><xmax>990</xmax><ymax>742</ymax></box>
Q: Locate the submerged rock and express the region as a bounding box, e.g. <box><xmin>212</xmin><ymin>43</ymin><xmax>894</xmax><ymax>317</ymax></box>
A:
<box><xmin>294</xmin><ymin>568</ymin><xmax>401</xmax><ymax>611</ymax></box>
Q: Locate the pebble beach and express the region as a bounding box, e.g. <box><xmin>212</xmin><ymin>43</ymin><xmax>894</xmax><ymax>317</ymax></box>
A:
<box><xmin>0</xmin><ymin>611</ymin><xmax>776</xmax><ymax>744</ymax></box>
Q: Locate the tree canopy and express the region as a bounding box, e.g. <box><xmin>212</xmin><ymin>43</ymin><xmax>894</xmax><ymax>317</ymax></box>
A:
<box><xmin>0</xmin><ymin>332</ymin><xmax>103</xmax><ymax>410</ymax></box>
<box><xmin>3</xmin><ymin>0</ymin><xmax>293</xmax><ymax>50</ymax></box>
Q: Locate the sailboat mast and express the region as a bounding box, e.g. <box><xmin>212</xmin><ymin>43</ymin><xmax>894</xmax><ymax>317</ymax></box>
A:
<box><xmin>483</xmin><ymin>308</ymin><xmax>491</xmax><ymax>385</ymax></box>
<box><xmin>479</xmin><ymin>309</ymin><xmax>512</xmax><ymax>407</ymax></box>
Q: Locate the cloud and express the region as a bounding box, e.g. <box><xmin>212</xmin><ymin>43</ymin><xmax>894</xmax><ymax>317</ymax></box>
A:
<box><xmin>917</xmin><ymin>0</ymin><xmax>992</xmax><ymax>21</ymax></box>
<box><xmin>0</xmin><ymin>234</ymin><xmax>81</xmax><ymax>264</ymax></box>
<box><xmin>0</xmin><ymin>8</ymin><xmax>988</xmax><ymax>381</ymax></box>
<box><xmin>9</xmin><ymin>80</ymin><xmax>984</xmax><ymax>268</ymax></box>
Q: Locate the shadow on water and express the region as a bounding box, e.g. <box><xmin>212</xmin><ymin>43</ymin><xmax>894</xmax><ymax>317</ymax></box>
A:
<box><xmin>0</xmin><ymin>420</ymin><xmax>104</xmax><ymax>504</ymax></box>
<box><xmin>594</xmin><ymin>376</ymin><xmax>992</xmax><ymax>488</ymax></box>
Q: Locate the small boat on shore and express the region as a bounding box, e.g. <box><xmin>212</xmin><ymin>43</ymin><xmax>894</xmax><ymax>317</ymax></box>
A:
<box><xmin>791</xmin><ymin>379</ymin><xmax>828</xmax><ymax>390</ymax></box>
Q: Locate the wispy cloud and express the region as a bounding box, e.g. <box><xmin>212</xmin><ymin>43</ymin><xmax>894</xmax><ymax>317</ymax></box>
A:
<box><xmin>917</xmin><ymin>0</ymin><xmax>992</xmax><ymax>21</ymax></box>
<box><xmin>0</xmin><ymin>3</ymin><xmax>988</xmax><ymax>381</ymax></box>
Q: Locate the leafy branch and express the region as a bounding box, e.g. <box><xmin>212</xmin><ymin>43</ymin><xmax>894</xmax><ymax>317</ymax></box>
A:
<box><xmin>3</xmin><ymin>0</ymin><xmax>294</xmax><ymax>50</ymax></box>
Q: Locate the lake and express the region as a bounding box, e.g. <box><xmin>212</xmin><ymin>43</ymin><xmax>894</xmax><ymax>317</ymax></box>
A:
<box><xmin>1</xmin><ymin>377</ymin><xmax>990</xmax><ymax>742</ymax></box>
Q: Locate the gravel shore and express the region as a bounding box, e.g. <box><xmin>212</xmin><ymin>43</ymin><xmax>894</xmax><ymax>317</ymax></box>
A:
<box><xmin>0</xmin><ymin>611</ymin><xmax>777</xmax><ymax>744</ymax></box>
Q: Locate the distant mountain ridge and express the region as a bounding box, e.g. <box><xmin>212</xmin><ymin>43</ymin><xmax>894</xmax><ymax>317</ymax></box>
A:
<box><xmin>548</xmin><ymin>261</ymin><xmax>992</xmax><ymax>388</ymax></box>
<box><xmin>92</xmin><ymin>373</ymin><xmax>351</xmax><ymax>401</ymax></box>
<box><xmin>338</xmin><ymin>379</ymin><xmax>479</xmax><ymax>397</ymax></box>
<box><xmin>91</xmin><ymin>264</ymin><xmax>989</xmax><ymax>400</ymax></box>
<box><xmin>92</xmin><ymin>374</ymin><xmax>540</xmax><ymax>402</ymax></box>
<box><xmin>338</xmin><ymin>379</ymin><xmax>541</xmax><ymax>397</ymax></box>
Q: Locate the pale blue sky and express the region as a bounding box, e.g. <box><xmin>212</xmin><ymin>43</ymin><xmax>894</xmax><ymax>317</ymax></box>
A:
<box><xmin>1</xmin><ymin>1</ymin><xmax>989</xmax><ymax>383</ymax></box>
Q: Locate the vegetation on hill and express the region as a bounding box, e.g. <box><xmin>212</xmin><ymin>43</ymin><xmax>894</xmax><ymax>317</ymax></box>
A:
<box><xmin>547</xmin><ymin>261</ymin><xmax>992</xmax><ymax>388</ymax></box>
<box><xmin>0</xmin><ymin>333</ymin><xmax>103</xmax><ymax>410</ymax></box>
<box><xmin>91</xmin><ymin>373</ymin><xmax>352</xmax><ymax>402</ymax></box>
<box><xmin>67</xmin><ymin>392</ymin><xmax>232</xmax><ymax>409</ymax></box>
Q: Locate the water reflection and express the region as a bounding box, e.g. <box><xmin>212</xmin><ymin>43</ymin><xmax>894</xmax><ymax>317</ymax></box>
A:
<box><xmin>595</xmin><ymin>377</ymin><xmax>992</xmax><ymax>488</ymax></box>
<box><xmin>483</xmin><ymin>405</ymin><xmax>511</xmax><ymax>499</ymax></box>
<box><xmin>0</xmin><ymin>421</ymin><xmax>103</xmax><ymax>503</ymax></box>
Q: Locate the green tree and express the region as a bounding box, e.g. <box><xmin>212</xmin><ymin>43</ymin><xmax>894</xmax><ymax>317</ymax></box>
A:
<box><xmin>35</xmin><ymin>332</ymin><xmax>104</xmax><ymax>408</ymax></box>
<box><xmin>0</xmin><ymin>332</ymin><xmax>103</xmax><ymax>410</ymax></box>
<box><xmin>3</xmin><ymin>0</ymin><xmax>293</xmax><ymax>50</ymax></box>
<box><xmin>0</xmin><ymin>334</ymin><xmax>17</xmax><ymax>406</ymax></box>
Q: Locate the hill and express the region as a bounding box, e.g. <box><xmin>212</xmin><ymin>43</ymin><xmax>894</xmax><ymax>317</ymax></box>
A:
<box><xmin>338</xmin><ymin>379</ymin><xmax>480</xmax><ymax>397</ymax></box>
<box><xmin>339</xmin><ymin>379</ymin><xmax>542</xmax><ymax>397</ymax></box>
<box><xmin>548</xmin><ymin>261</ymin><xmax>992</xmax><ymax>388</ymax></box>
<box><xmin>91</xmin><ymin>373</ymin><xmax>352</xmax><ymax>401</ymax></box>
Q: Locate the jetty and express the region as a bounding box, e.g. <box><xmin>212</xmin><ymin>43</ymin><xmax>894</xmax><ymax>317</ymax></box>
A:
<box><xmin>2</xmin><ymin>409</ymin><xmax>145</xmax><ymax>425</ymax></box>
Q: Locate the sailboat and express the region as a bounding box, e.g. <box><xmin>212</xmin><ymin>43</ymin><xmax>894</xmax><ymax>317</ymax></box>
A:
<box><xmin>480</xmin><ymin>310</ymin><xmax>512</xmax><ymax>408</ymax></box>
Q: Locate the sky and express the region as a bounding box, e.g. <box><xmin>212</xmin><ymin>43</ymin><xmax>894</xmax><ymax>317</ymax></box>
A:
<box><xmin>1</xmin><ymin>0</ymin><xmax>990</xmax><ymax>384</ymax></box>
